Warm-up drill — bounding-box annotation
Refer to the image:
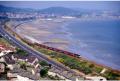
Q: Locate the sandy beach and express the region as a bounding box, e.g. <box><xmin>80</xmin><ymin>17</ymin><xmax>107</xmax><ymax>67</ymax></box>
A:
<box><xmin>13</xmin><ymin>18</ymin><xmax>72</xmax><ymax>50</ymax></box>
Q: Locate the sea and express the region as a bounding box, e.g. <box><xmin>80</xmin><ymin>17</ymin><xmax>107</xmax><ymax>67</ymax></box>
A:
<box><xmin>64</xmin><ymin>19</ymin><xmax>120</xmax><ymax>70</ymax></box>
<box><xmin>16</xmin><ymin>18</ymin><xmax>120</xmax><ymax>70</ymax></box>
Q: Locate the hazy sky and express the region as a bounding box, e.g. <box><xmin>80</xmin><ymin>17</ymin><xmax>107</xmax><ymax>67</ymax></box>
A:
<box><xmin>0</xmin><ymin>1</ymin><xmax>120</xmax><ymax>11</ymax></box>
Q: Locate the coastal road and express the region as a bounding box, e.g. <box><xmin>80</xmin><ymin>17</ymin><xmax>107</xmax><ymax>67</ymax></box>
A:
<box><xmin>0</xmin><ymin>25</ymin><xmax>82</xmax><ymax>79</ymax></box>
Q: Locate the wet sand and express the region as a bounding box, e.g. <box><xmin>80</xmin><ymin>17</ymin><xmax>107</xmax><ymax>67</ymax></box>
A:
<box><xmin>14</xmin><ymin>18</ymin><xmax>72</xmax><ymax>50</ymax></box>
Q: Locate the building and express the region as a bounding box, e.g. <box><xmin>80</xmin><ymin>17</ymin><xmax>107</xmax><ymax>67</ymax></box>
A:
<box><xmin>0</xmin><ymin>62</ymin><xmax>5</xmax><ymax>73</ymax></box>
<box><xmin>7</xmin><ymin>66</ymin><xmax>40</xmax><ymax>80</ymax></box>
<box><xmin>0</xmin><ymin>44</ymin><xmax>15</xmax><ymax>57</ymax></box>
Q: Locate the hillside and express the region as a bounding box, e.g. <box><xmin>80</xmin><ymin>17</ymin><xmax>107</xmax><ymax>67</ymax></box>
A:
<box><xmin>38</xmin><ymin>6</ymin><xmax>79</xmax><ymax>15</ymax></box>
<box><xmin>0</xmin><ymin>5</ymin><xmax>35</xmax><ymax>13</ymax></box>
<box><xmin>0</xmin><ymin>5</ymin><xmax>82</xmax><ymax>16</ymax></box>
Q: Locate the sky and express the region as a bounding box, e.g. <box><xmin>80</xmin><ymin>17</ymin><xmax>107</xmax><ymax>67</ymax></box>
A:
<box><xmin>0</xmin><ymin>1</ymin><xmax>120</xmax><ymax>11</ymax></box>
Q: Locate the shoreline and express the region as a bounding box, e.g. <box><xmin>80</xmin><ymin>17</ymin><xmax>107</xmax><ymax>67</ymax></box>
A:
<box><xmin>25</xmin><ymin>36</ymin><xmax>120</xmax><ymax>72</ymax></box>
<box><xmin>78</xmin><ymin>55</ymin><xmax>120</xmax><ymax>73</ymax></box>
<box><xmin>61</xmin><ymin>19</ymin><xmax>120</xmax><ymax>71</ymax></box>
<box><xmin>25</xmin><ymin>36</ymin><xmax>120</xmax><ymax>73</ymax></box>
<box><xmin>8</xmin><ymin>18</ymin><xmax>120</xmax><ymax>72</ymax></box>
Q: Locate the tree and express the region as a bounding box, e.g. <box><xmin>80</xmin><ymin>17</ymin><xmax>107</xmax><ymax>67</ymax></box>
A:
<box><xmin>83</xmin><ymin>67</ymin><xmax>92</xmax><ymax>74</ymax></box>
<box><xmin>16</xmin><ymin>48</ymin><xmax>28</xmax><ymax>56</ymax></box>
<box><xmin>19</xmin><ymin>61</ymin><xmax>27</xmax><ymax>70</ymax></box>
<box><xmin>105</xmin><ymin>71</ymin><xmax>119</xmax><ymax>80</ymax></box>
<box><xmin>40</xmin><ymin>68</ymin><xmax>48</xmax><ymax>77</ymax></box>
<box><xmin>39</xmin><ymin>61</ymin><xmax>49</xmax><ymax>66</ymax></box>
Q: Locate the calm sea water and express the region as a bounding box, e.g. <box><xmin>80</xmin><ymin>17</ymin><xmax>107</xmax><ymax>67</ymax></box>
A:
<box><xmin>66</xmin><ymin>19</ymin><xmax>120</xmax><ymax>70</ymax></box>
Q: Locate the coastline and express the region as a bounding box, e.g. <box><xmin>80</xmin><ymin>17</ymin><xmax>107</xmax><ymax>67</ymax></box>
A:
<box><xmin>21</xmin><ymin>35</ymin><xmax>120</xmax><ymax>72</ymax></box>
<box><xmin>63</xmin><ymin>19</ymin><xmax>120</xmax><ymax>70</ymax></box>
<box><xmin>8</xmin><ymin>18</ymin><xmax>120</xmax><ymax>71</ymax></box>
<box><xmin>4</xmin><ymin>19</ymin><xmax>120</xmax><ymax>80</ymax></box>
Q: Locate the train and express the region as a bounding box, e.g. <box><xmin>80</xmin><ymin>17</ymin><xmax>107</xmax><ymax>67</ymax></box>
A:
<box><xmin>34</xmin><ymin>43</ymin><xmax>81</xmax><ymax>58</ymax></box>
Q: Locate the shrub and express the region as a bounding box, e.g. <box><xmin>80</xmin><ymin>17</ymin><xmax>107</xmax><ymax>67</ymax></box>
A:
<box><xmin>104</xmin><ymin>71</ymin><xmax>120</xmax><ymax>80</ymax></box>
<box><xmin>16</xmin><ymin>48</ymin><xmax>28</xmax><ymax>56</ymax></box>
<box><xmin>19</xmin><ymin>61</ymin><xmax>27</xmax><ymax>70</ymax></box>
<box><xmin>40</xmin><ymin>68</ymin><xmax>48</xmax><ymax>77</ymax></box>
<box><xmin>39</xmin><ymin>60</ymin><xmax>49</xmax><ymax>66</ymax></box>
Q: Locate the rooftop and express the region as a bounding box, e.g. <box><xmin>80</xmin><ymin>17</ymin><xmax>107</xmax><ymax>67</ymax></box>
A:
<box><xmin>9</xmin><ymin>67</ymin><xmax>40</xmax><ymax>80</ymax></box>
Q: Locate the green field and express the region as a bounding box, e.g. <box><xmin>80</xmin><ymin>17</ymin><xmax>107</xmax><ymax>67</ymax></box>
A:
<box><xmin>0</xmin><ymin>37</ymin><xmax>11</xmax><ymax>46</ymax></box>
<box><xmin>31</xmin><ymin>44</ymin><xmax>120</xmax><ymax>80</ymax></box>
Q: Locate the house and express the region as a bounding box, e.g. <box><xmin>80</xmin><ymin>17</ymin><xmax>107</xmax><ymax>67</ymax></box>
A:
<box><xmin>11</xmin><ymin>54</ymin><xmax>27</xmax><ymax>62</ymax></box>
<box><xmin>7</xmin><ymin>73</ymin><xmax>33</xmax><ymax>81</ymax></box>
<box><xmin>11</xmin><ymin>54</ymin><xmax>39</xmax><ymax>68</ymax></box>
<box><xmin>3</xmin><ymin>54</ymin><xmax>16</xmax><ymax>65</ymax></box>
<box><xmin>7</xmin><ymin>72</ymin><xmax>17</xmax><ymax>80</ymax></box>
<box><xmin>85</xmin><ymin>76</ymin><xmax>107</xmax><ymax>81</ymax></box>
<box><xmin>7</xmin><ymin>67</ymin><xmax>40</xmax><ymax>80</ymax></box>
<box><xmin>0</xmin><ymin>44</ymin><xmax>15</xmax><ymax>57</ymax></box>
<box><xmin>0</xmin><ymin>62</ymin><xmax>5</xmax><ymax>73</ymax></box>
<box><xmin>0</xmin><ymin>49</ymin><xmax>40</xmax><ymax>80</ymax></box>
<box><xmin>13</xmin><ymin>75</ymin><xmax>33</xmax><ymax>81</ymax></box>
<box><xmin>11</xmin><ymin>54</ymin><xmax>40</xmax><ymax>75</ymax></box>
<box><xmin>26</xmin><ymin>56</ymin><xmax>39</xmax><ymax>66</ymax></box>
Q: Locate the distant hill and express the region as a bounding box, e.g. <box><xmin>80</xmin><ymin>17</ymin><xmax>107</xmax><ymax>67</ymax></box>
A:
<box><xmin>0</xmin><ymin>5</ymin><xmax>119</xmax><ymax>16</ymax></box>
<box><xmin>38</xmin><ymin>7</ymin><xmax>80</xmax><ymax>15</ymax></box>
<box><xmin>0</xmin><ymin>5</ymin><xmax>35</xmax><ymax>13</ymax></box>
<box><xmin>0</xmin><ymin>5</ymin><xmax>79</xmax><ymax>15</ymax></box>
